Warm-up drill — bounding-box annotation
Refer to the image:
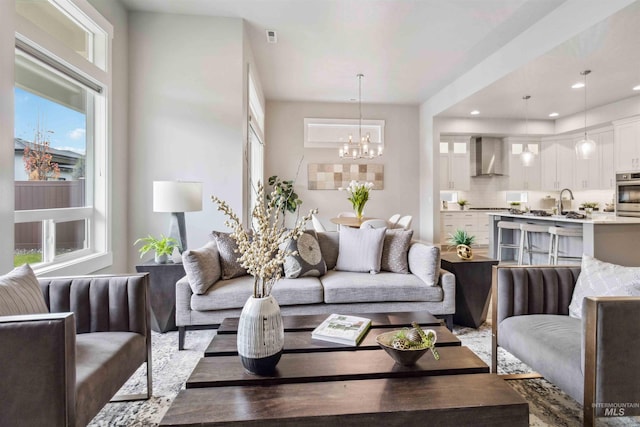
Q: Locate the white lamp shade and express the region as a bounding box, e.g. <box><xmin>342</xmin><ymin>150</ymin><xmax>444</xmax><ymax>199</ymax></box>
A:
<box><xmin>153</xmin><ymin>181</ymin><xmax>203</xmax><ymax>213</ymax></box>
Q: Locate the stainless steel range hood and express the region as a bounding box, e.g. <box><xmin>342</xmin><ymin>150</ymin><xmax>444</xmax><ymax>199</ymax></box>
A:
<box><xmin>471</xmin><ymin>137</ymin><xmax>505</xmax><ymax>177</ymax></box>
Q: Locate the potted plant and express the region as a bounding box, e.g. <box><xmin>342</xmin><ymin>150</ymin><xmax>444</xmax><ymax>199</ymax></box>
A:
<box><xmin>267</xmin><ymin>175</ymin><xmax>303</xmax><ymax>226</ymax></box>
<box><xmin>448</xmin><ymin>229</ymin><xmax>476</xmax><ymax>260</ymax></box>
<box><xmin>509</xmin><ymin>202</ymin><xmax>521</xmax><ymax>207</ymax></box>
<box><xmin>134</xmin><ymin>234</ymin><xmax>180</xmax><ymax>264</ymax></box>
<box><xmin>457</xmin><ymin>200</ymin><xmax>469</xmax><ymax>210</ymax></box>
<box><xmin>580</xmin><ymin>202</ymin><xmax>599</xmax><ymax>211</ymax></box>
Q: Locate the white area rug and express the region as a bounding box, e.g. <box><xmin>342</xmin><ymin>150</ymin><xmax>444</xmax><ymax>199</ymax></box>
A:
<box><xmin>89</xmin><ymin>324</ymin><xmax>640</xmax><ymax>426</ymax></box>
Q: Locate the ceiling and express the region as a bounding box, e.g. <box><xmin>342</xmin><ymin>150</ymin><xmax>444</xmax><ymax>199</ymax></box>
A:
<box><xmin>120</xmin><ymin>0</ymin><xmax>640</xmax><ymax>120</ymax></box>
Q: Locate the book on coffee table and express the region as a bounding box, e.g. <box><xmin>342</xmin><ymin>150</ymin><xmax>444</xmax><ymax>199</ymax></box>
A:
<box><xmin>311</xmin><ymin>314</ymin><xmax>371</xmax><ymax>346</ymax></box>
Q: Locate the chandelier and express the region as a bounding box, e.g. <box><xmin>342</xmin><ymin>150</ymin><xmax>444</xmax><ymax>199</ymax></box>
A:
<box><xmin>575</xmin><ymin>70</ymin><xmax>596</xmax><ymax>160</ymax></box>
<box><xmin>339</xmin><ymin>74</ymin><xmax>383</xmax><ymax>160</ymax></box>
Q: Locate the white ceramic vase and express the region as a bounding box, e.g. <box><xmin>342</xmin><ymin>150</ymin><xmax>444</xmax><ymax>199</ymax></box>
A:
<box><xmin>237</xmin><ymin>294</ymin><xmax>284</xmax><ymax>375</ymax></box>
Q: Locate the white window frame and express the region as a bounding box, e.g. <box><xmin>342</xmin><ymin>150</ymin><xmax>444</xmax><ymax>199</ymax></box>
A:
<box><xmin>14</xmin><ymin>0</ymin><xmax>113</xmax><ymax>276</ymax></box>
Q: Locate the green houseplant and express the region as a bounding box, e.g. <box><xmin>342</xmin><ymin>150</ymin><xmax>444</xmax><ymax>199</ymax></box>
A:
<box><xmin>267</xmin><ymin>175</ymin><xmax>303</xmax><ymax>225</ymax></box>
<box><xmin>448</xmin><ymin>229</ymin><xmax>476</xmax><ymax>260</ymax></box>
<box><xmin>457</xmin><ymin>200</ymin><xmax>469</xmax><ymax>210</ymax></box>
<box><xmin>134</xmin><ymin>234</ymin><xmax>180</xmax><ymax>264</ymax></box>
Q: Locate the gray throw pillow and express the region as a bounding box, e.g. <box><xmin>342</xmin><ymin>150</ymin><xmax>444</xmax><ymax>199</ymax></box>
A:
<box><xmin>568</xmin><ymin>255</ymin><xmax>640</xmax><ymax>319</ymax></box>
<box><xmin>283</xmin><ymin>231</ymin><xmax>327</xmax><ymax>278</ymax></box>
<box><xmin>335</xmin><ymin>227</ymin><xmax>386</xmax><ymax>274</ymax></box>
<box><xmin>0</xmin><ymin>264</ymin><xmax>49</xmax><ymax>316</ymax></box>
<box><xmin>381</xmin><ymin>229</ymin><xmax>413</xmax><ymax>274</ymax></box>
<box><xmin>182</xmin><ymin>241</ymin><xmax>221</xmax><ymax>294</ymax></box>
<box><xmin>315</xmin><ymin>231</ymin><xmax>339</xmax><ymax>270</ymax></box>
<box><xmin>210</xmin><ymin>231</ymin><xmax>248</xmax><ymax>280</ymax></box>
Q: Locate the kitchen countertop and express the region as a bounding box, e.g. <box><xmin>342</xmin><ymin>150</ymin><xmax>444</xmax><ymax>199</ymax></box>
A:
<box><xmin>486</xmin><ymin>212</ymin><xmax>640</xmax><ymax>224</ymax></box>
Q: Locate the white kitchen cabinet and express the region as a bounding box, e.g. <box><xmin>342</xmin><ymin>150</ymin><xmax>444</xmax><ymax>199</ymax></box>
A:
<box><xmin>439</xmin><ymin>136</ymin><xmax>470</xmax><ymax>191</ymax></box>
<box><xmin>440</xmin><ymin>211</ymin><xmax>489</xmax><ymax>246</ymax></box>
<box><xmin>573</xmin><ymin>134</ymin><xmax>600</xmax><ymax>190</ymax></box>
<box><xmin>597</xmin><ymin>128</ymin><xmax>615</xmax><ymax>189</ymax></box>
<box><xmin>541</xmin><ymin>137</ymin><xmax>574</xmax><ymax>191</ymax></box>
<box><xmin>613</xmin><ymin>116</ymin><xmax>640</xmax><ymax>171</ymax></box>
<box><xmin>505</xmin><ymin>137</ymin><xmax>541</xmax><ymax>191</ymax></box>
<box><xmin>574</xmin><ymin>127</ymin><xmax>614</xmax><ymax>190</ymax></box>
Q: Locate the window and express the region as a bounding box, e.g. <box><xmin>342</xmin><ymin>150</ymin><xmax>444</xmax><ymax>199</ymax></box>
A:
<box><xmin>247</xmin><ymin>70</ymin><xmax>265</xmax><ymax>219</ymax></box>
<box><xmin>14</xmin><ymin>0</ymin><xmax>112</xmax><ymax>274</ymax></box>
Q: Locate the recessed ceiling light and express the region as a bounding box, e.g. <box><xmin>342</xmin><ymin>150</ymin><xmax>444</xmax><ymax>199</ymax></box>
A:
<box><xmin>571</xmin><ymin>82</ymin><xmax>585</xmax><ymax>89</ymax></box>
<box><xmin>470</xmin><ymin>110</ymin><xmax>480</xmax><ymax>115</ymax></box>
<box><xmin>549</xmin><ymin>112</ymin><xmax>559</xmax><ymax>117</ymax></box>
<box><xmin>633</xmin><ymin>85</ymin><xmax>640</xmax><ymax>91</ymax></box>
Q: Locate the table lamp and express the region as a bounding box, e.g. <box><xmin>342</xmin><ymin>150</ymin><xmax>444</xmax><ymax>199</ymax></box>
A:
<box><xmin>153</xmin><ymin>181</ymin><xmax>203</xmax><ymax>253</ymax></box>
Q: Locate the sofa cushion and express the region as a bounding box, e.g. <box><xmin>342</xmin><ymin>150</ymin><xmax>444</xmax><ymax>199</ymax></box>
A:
<box><xmin>283</xmin><ymin>231</ymin><xmax>327</xmax><ymax>278</ymax></box>
<box><xmin>0</xmin><ymin>264</ymin><xmax>49</xmax><ymax>316</ymax></box>
<box><xmin>336</xmin><ymin>227</ymin><xmax>386</xmax><ymax>274</ymax></box>
<box><xmin>321</xmin><ymin>270</ymin><xmax>442</xmax><ymax>304</ymax></box>
<box><xmin>381</xmin><ymin>229</ymin><xmax>413</xmax><ymax>274</ymax></box>
<box><xmin>407</xmin><ymin>243</ymin><xmax>440</xmax><ymax>287</ymax></box>
<box><xmin>568</xmin><ymin>255</ymin><xmax>640</xmax><ymax>319</ymax></box>
<box><xmin>191</xmin><ymin>276</ymin><xmax>324</xmax><ymax>311</ymax></box>
<box><xmin>182</xmin><ymin>242</ymin><xmax>221</xmax><ymax>294</ymax></box>
<box><xmin>75</xmin><ymin>332</ymin><xmax>146</xmax><ymax>426</ymax></box>
<box><xmin>210</xmin><ymin>231</ymin><xmax>248</xmax><ymax>280</ymax></box>
<box><xmin>316</xmin><ymin>231</ymin><xmax>339</xmax><ymax>270</ymax></box>
<box><xmin>498</xmin><ymin>314</ymin><xmax>583</xmax><ymax>402</ymax></box>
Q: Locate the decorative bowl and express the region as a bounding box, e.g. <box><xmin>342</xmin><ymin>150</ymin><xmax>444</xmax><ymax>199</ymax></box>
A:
<box><xmin>375</xmin><ymin>330</ymin><xmax>431</xmax><ymax>366</ymax></box>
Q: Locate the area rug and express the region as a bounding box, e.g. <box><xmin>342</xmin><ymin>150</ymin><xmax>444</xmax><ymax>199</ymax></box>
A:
<box><xmin>89</xmin><ymin>324</ymin><xmax>639</xmax><ymax>426</ymax></box>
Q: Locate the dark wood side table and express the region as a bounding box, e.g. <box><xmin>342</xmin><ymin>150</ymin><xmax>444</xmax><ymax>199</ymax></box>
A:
<box><xmin>135</xmin><ymin>261</ymin><xmax>185</xmax><ymax>333</ymax></box>
<box><xmin>440</xmin><ymin>252</ymin><xmax>498</xmax><ymax>328</ymax></box>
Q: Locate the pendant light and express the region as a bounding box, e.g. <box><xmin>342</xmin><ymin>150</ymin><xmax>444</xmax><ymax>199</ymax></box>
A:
<box><xmin>338</xmin><ymin>74</ymin><xmax>382</xmax><ymax>160</ymax></box>
<box><xmin>575</xmin><ymin>70</ymin><xmax>596</xmax><ymax>160</ymax></box>
<box><xmin>520</xmin><ymin>95</ymin><xmax>534</xmax><ymax>167</ymax></box>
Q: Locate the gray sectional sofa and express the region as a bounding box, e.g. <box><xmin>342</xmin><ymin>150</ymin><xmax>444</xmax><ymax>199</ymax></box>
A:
<box><xmin>492</xmin><ymin>265</ymin><xmax>640</xmax><ymax>425</ymax></box>
<box><xmin>176</xmin><ymin>231</ymin><xmax>455</xmax><ymax>350</ymax></box>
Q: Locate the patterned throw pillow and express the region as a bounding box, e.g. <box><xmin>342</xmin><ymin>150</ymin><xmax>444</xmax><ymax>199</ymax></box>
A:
<box><xmin>283</xmin><ymin>231</ymin><xmax>327</xmax><ymax>279</ymax></box>
<box><xmin>336</xmin><ymin>226</ymin><xmax>386</xmax><ymax>274</ymax></box>
<box><xmin>0</xmin><ymin>264</ymin><xmax>49</xmax><ymax>316</ymax></box>
<box><xmin>568</xmin><ymin>255</ymin><xmax>640</xmax><ymax>319</ymax></box>
<box><xmin>381</xmin><ymin>228</ymin><xmax>413</xmax><ymax>274</ymax></box>
<box><xmin>182</xmin><ymin>241</ymin><xmax>221</xmax><ymax>294</ymax></box>
<box><xmin>209</xmin><ymin>231</ymin><xmax>248</xmax><ymax>280</ymax></box>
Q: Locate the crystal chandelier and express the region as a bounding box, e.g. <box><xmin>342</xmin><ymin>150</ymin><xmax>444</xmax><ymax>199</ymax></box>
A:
<box><xmin>575</xmin><ymin>70</ymin><xmax>596</xmax><ymax>160</ymax></box>
<box><xmin>339</xmin><ymin>74</ymin><xmax>383</xmax><ymax>160</ymax></box>
<box><xmin>520</xmin><ymin>95</ymin><xmax>535</xmax><ymax>167</ymax></box>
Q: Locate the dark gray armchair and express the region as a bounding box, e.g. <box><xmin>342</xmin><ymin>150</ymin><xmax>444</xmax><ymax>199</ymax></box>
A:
<box><xmin>491</xmin><ymin>265</ymin><xmax>640</xmax><ymax>426</ymax></box>
<box><xmin>0</xmin><ymin>273</ymin><xmax>152</xmax><ymax>427</ymax></box>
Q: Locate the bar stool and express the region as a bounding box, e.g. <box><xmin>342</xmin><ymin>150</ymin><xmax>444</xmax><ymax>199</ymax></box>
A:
<box><xmin>548</xmin><ymin>226</ymin><xmax>583</xmax><ymax>265</ymax></box>
<box><xmin>518</xmin><ymin>223</ymin><xmax>551</xmax><ymax>265</ymax></box>
<box><xmin>496</xmin><ymin>221</ymin><xmax>521</xmax><ymax>263</ymax></box>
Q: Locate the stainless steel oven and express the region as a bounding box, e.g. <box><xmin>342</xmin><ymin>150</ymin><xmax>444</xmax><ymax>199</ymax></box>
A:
<box><xmin>616</xmin><ymin>172</ymin><xmax>640</xmax><ymax>217</ymax></box>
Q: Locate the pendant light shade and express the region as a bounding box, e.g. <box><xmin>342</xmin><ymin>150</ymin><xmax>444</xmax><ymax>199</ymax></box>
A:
<box><xmin>575</xmin><ymin>70</ymin><xmax>596</xmax><ymax>160</ymax></box>
<box><xmin>520</xmin><ymin>95</ymin><xmax>534</xmax><ymax>167</ymax></box>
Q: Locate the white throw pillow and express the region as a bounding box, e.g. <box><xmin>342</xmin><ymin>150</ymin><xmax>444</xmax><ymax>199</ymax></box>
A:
<box><xmin>568</xmin><ymin>255</ymin><xmax>640</xmax><ymax>319</ymax></box>
<box><xmin>0</xmin><ymin>264</ymin><xmax>49</xmax><ymax>316</ymax></box>
<box><xmin>335</xmin><ymin>227</ymin><xmax>386</xmax><ymax>274</ymax></box>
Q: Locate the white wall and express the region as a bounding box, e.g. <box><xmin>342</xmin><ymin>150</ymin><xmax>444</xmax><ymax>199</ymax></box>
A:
<box><xmin>127</xmin><ymin>12</ymin><xmax>246</xmax><ymax>270</ymax></box>
<box><xmin>0</xmin><ymin>1</ymin><xmax>15</xmax><ymax>274</ymax></box>
<box><xmin>265</xmin><ymin>101</ymin><xmax>420</xmax><ymax>235</ymax></box>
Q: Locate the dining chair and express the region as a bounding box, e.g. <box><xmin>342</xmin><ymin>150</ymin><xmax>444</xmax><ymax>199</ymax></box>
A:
<box><xmin>396</xmin><ymin>215</ymin><xmax>413</xmax><ymax>230</ymax></box>
<box><xmin>311</xmin><ymin>213</ymin><xmax>327</xmax><ymax>232</ymax></box>
<box><xmin>337</xmin><ymin>211</ymin><xmax>356</xmax><ymax>218</ymax></box>
<box><xmin>388</xmin><ymin>214</ymin><xmax>401</xmax><ymax>228</ymax></box>
<box><xmin>360</xmin><ymin>219</ymin><xmax>388</xmax><ymax>229</ymax></box>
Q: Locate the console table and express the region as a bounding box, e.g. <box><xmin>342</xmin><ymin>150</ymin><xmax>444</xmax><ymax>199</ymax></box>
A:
<box><xmin>135</xmin><ymin>261</ymin><xmax>184</xmax><ymax>332</ymax></box>
<box><xmin>440</xmin><ymin>252</ymin><xmax>498</xmax><ymax>328</ymax></box>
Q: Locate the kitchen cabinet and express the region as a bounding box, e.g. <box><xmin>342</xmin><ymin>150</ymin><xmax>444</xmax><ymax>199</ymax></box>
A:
<box><xmin>505</xmin><ymin>137</ymin><xmax>541</xmax><ymax>190</ymax></box>
<box><xmin>439</xmin><ymin>136</ymin><xmax>470</xmax><ymax>191</ymax></box>
<box><xmin>613</xmin><ymin>116</ymin><xmax>640</xmax><ymax>171</ymax></box>
<box><xmin>573</xmin><ymin>135</ymin><xmax>599</xmax><ymax>190</ymax></box>
<box><xmin>440</xmin><ymin>211</ymin><xmax>489</xmax><ymax>246</ymax></box>
<box><xmin>598</xmin><ymin>128</ymin><xmax>615</xmax><ymax>189</ymax></box>
<box><xmin>573</xmin><ymin>127</ymin><xmax>614</xmax><ymax>190</ymax></box>
<box><xmin>541</xmin><ymin>137</ymin><xmax>574</xmax><ymax>191</ymax></box>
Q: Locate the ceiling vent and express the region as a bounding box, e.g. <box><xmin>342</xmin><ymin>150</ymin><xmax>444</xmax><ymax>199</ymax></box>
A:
<box><xmin>266</xmin><ymin>30</ymin><xmax>277</xmax><ymax>44</ymax></box>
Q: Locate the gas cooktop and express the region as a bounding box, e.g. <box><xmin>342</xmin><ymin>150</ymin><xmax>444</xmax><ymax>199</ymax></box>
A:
<box><xmin>467</xmin><ymin>207</ymin><xmax>508</xmax><ymax>211</ymax></box>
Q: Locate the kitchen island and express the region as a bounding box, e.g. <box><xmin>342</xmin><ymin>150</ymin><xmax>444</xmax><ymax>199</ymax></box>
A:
<box><xmin>487</xmin><ymin>212</ymin><xmax>640</xmax><ymax>267</ymax></box>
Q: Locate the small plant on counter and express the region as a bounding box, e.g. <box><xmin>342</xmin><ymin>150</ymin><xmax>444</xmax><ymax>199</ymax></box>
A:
<box><xmin>457</xmin><ymin>199</ymin><xmax>469</xmax><ymax>209</ymax></box>
<box><xmin>581</xmin><ymin>202</ymin><xmax>599</xmax><ymax>209</ymax></box>
<box><xmin>134</xmin><ymin>234</ymin><xmax>180</xmax><ymax>264</ymax></box>
<box><xmin>509</xmin><ymin>201</ymin><xmax>521</xmax><ymax>207</ymax></box>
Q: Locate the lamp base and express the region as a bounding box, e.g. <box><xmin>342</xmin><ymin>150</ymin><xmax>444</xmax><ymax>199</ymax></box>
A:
<box><xmin>168</xmin><ymin>212</ymin><xmax>187</xmax><ymax>253</ymax></box>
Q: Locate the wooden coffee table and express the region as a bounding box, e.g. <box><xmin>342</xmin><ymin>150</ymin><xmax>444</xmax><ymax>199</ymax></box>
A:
<box><xmin>160</xmin><ymin>312</ymin><xmax>528</xmax><ymax>426</ymax></box>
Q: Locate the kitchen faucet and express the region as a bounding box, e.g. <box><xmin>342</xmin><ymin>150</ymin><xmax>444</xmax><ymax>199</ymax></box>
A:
<box><xmin>558</xmin><ymin>188</ymin><xmax>574</xmax><ymax>215</ymax></box>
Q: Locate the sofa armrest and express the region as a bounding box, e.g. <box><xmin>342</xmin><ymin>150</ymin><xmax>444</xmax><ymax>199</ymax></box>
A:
<box><xmin>176</xmin><ymin>275</ymin><xmax>193</xmax><ymax>327</ymax></box>
<box><xmin>38</xmin><ymin>273</ymin><xmax>150</xmax><ymax>336</ymax></box>
<box><xmin>0</xmin><ymin>312</ymin><xmax>76</xmax><ymax>426</ymax></box>
<box><xmin>438</xmin><ymin>268</ymin><xmax>455</xmax><ymax>314</ymax></box>
<box><xmin>583</xmin><ymin>296</ymin><xmax>640</xmax><ymax>422</ymax></box>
